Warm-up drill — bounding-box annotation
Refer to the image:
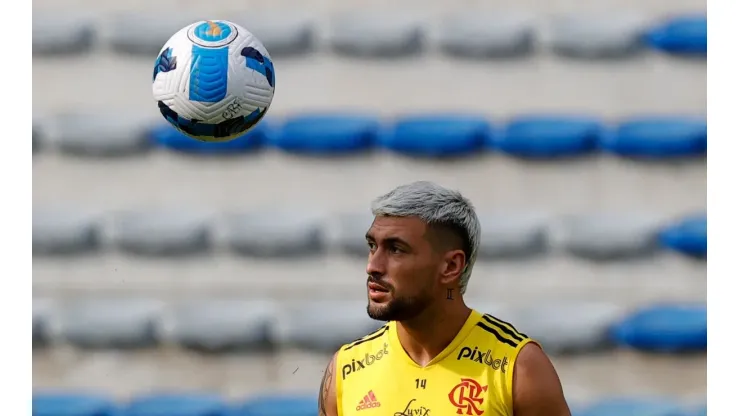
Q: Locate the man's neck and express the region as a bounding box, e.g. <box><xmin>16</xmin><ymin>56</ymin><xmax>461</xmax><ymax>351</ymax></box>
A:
<box><xmin>395</xmin><ymin>302</ymin><xmax>472</xmax><ymax>367</ymax></box>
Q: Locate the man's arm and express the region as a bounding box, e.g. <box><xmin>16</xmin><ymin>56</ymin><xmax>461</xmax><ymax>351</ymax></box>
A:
<box><xmin>318</xmin><ymin>351</ymin><xmax>339</xmax><ymax>416</ymax></box>
<box><xmin>512</xmin><ymin>343</ymin><xmax>571</xmax><ymax>416</ymax></box>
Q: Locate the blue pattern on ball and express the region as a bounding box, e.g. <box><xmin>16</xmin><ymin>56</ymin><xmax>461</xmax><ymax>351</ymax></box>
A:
<box><xmin>152</xmin><ymin>48</ymin><xmax>177</xmax><ymax>82</ymax></box>
<box><xmin>242</xmin><ymin>47</ymin><xmax>275</xmax><ymax>88</ymax></box>
<box><xmin>192</xmin><ymin>21</ymin><xmax>233</xmax><ymax>43</ymax></box>
<box><xmin>158</xmin><ymin>101</ymin><xmax>268</xmax><ymax>141</ymax></box>
<box><xmin>189</xmin><ymin>45</ymin><xmax>229</xmax><ymax>103</ymax></box>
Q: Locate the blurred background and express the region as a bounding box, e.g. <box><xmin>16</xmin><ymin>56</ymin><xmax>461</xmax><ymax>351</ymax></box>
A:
<box><xmin>32</xmin><ymin>0</ymin><xmax>707</xmax><ymax>415</ymax></box>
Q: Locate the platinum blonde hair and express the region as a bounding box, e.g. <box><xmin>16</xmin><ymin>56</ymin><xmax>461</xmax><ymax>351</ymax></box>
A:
<box><xmin>370</xmin><ymin>181</ymin><xmax>481</xmax><ymax>295</ymax></box>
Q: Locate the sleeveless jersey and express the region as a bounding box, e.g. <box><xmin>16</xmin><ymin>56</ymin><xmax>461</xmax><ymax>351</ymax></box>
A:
<box><xmin>334</xmin><ymin>309</ymin><xmax>537</xmax><ymax>416</ymax></box>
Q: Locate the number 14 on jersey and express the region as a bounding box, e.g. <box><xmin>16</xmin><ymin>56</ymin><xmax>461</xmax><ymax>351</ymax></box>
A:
<box><xmin>415</xmin><ymin>378</ymin><xmax>427</xmax><ymax>389</ymax></box>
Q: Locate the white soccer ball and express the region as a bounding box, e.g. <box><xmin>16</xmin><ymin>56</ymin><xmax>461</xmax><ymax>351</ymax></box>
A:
<box><xmin>152</xmin><ymin>20</ymin><xmax>275</xmax><ymax>142</ymax></box>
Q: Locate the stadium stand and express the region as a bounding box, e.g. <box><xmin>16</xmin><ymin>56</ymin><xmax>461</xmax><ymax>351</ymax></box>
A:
<box><xmin>33</xmin><ymin>0</ymin><xmax>706</xmax><ymax>412</ymax></box>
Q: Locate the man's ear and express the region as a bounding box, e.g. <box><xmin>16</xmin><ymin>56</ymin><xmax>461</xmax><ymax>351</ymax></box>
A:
<box><xmin>439</xmin><ymin>250</ymin><xmax>466</xmax><ymax>286</ymax></box>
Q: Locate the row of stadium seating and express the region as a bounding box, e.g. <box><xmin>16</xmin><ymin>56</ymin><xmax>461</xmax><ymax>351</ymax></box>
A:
<box><xmin>33</xmin><ymin>298</ymin><xmax>706</xmax><ymax>354</ymax></box>
<box><xmin>33</xmin><ymin>209</ymin><xmax>707</xmax><ymax>259</ymax></box>
<box><xmin>33</xmin><ymin>13</ymin><xmax>706</xmax><ymax>59</ymax></box>
<box><xmin>33</xmin><ymin>115</ymin><xmax>707</xmax><ymax>159</ymax></box>
<box><xmin>31</xmin><ymin>391</ymin><xmax>707</xmax><ymax>416</ymax></box>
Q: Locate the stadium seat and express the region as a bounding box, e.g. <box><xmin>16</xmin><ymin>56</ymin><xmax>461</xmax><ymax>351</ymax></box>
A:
<box><xmin>108</xmin><ymin>13</ymin><xmax>200</xmax><ymax>55</ymax></box>
<box><xmin>234</xmin><ymin>13</ymin><xmax>316</xmax><ymax>57</ymax></box>
<box><xmin>33</xmin><ymin>392</ymin><xmax>117</xmax><ymax>416</ymax></box>
<box><xmin>33</xmin><ymin>299</ymin><xmax>55</xmax><ymax>348</ymax></box>
<box><xmin>150</xmin><ymin>124</ymin><xmax>266</xmax><ymax>155</ymax></box>
<box><xmin>221</xmin><ymin>210</ymin><xmax>326</xmax><ymax>258</ymax></box>
<box><xmin>232</xmin><ymin>395</ymin><xmax>315</xmax><ymax>416</ymax></box>
<box><xmin>489</xmin><ymin>116</ymin><xmax>601</xmax><ymax>158</ymax></box>
<box><xmin>600</xmin><ymin>117</ymin><xmax>707</xmax><ymax>159</ymax></box>
<box><xmin>645</xmin><ymin>15</ymin><xmax>707</xmax><ymax>55</ymax></box>
<box><xmin>380</xmin><ymin>115</ymin><xmax>491</xmax><ymax>157</ymax></box>
<box><xmin>33</xmin><ymin>13</ymin><xmax>96</xmax><ymax>56</ymax></box>
<box><xmin>552</xmin><ymin>213</ymin><xmax>663</xmax><ymax>261</ymax></box>
<box><xmin>46</xmin><ymin>113</ymin><xmax>154</xmax><ymax>157</ymax></box>
<box><xmin>275</xmin><ymin>301</ymin><xmax>384</xmax><ymax>351</ymax></box>
<box><xmin>610</xmin><ymin>304</ymin><xmax>707</xmax><ymax>353</ymax></box>
<box><xmin>169</xmin><ymin>299</ymin><xmax>278</xmax><ymax>352</ymax></box>
<box><xmin>109</xmin><ymin>209</ymin><xmax>213</xmax><ymax>257</ymax></box>
<box><xmin>684</xmin><ymin>403</ymin><xmax>707</xmax><ymax>416</ymax></box>
<box><xmin>477</xmin><ymin>212</ymin><xmax>549</xmax><ymax>259</ymax></box>
<box><xmin>575</xmin><ymin>397</ymin><xmax>684</xmax><ymax>416</ymax></box>
<box><xmin>504</xmin><ymin>302</ymin><xmax>625</xmax><ymax>355</ymax></box>
<box><xmin>120</xmin><ymin>393</ymin><xmax>228</xmax><ymax>416</ymax></box>
<box><xmin>33</xmin><ymin>122</ymin><xmax>43</xmax><ymax>153</ymax></box>
<box><xmin>659</xmin><ymin>213</ymin><xmax>707</xmax><ymax>258</ymax></box>
<box><xmin>436</xmin><ymin>11</ymin><xmax>535</xmax><ymax>58</ymax></box>
<box><xmin>269</xmin><ymin>114</ymin><xmax>380</xmax><ymax>155</ymax></box>
<box><xmin>547</xmin><ymin>13</ymin><xmax>648</xmax><ymax>59</ymax></box>
<box><xmin>328</xmin><ymin>212</ymin><xmax>374</xmax><ymax>257</ymax></box>
<box><xmin>33</xmin><ymin>208</ymin><xmax>102</xmax><ymax>256</ymax></box>
<box><xmin>61</xmin><ymin>298</ymin><xmax>164</xmax><ymax>349</ymax></box>
<box><xmin>328</xmin><ymin>11</ymin><xmax>424</xmax><ymax>58</ymax></box>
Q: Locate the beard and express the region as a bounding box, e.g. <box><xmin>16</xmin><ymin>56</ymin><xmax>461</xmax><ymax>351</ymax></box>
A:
<box><xmin>367</xmin><ymin>291</ymin><xmax>433</xmax><ymax>322</ymax></box>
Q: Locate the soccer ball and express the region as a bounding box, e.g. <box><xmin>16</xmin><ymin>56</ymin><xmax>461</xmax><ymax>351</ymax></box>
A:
<box><xmin>152</xmin><ymin>20</ymin><xmax>275</xmax><ymax>142</ymax></box>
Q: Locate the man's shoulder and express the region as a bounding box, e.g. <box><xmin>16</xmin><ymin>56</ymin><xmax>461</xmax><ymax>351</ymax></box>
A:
<box><xmin>338</xmin><ymin>323</ymin><xmax>391</xmax><ymax>353</ymax></box>
<box><xmin>469</xmin><ymin>310</ymin><xmax>532</xmax><ymax>351</ymax></box>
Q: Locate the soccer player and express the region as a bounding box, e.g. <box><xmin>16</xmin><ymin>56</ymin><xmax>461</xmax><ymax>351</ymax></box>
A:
<box><xmin>318</xmin><ymin>181</ymin><xmax>571</xmax><ymax>416</ymax></box>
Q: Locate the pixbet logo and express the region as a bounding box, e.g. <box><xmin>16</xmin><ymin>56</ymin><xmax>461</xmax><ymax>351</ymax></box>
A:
<box><xmin>342</xmin><ymin>342</ymin><xmax>389</xmax><ymax>380</ymax></box>
<box><xmin>457</xmin><ymin>346</ymin><xmax>509</xmax><ymax>373</ymax></box>
<box><xmin>448</xmin><ymin>378</ymin><xmax>488</xmax><ymax>416</ymax></box>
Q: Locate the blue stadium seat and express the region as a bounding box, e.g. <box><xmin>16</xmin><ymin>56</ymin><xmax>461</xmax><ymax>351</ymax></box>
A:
<box><xmin>575</xmin><ymin>397</ymin><xmax>684</xmax><ymax>416</ymax></box>
<box><xmin>380</xmin><ymin>115</ymin><xmax>490</xmax><ymax>157</ymax></box>
<box><xmin>150</xmin><ymin>124</ymin><xmax>267</xmax><ymax>155</ymax></box>
<box><xmin>33</xmin><ymin>392</ymin><xmax>116</xmax><ymax>416</ymax></box>
<box><xmin>601</xmin><ymin>117</ymin><xmax>706</xmax><ymax>158</ymax></box>
<box><xmin>121</xmin><ymin>393</ymin><xmax>228</xmax><ymax>416</ymax></box>
<box><xmin>269</xmin><ymin>114</ymin><xmax>379</xmax><ymax>155</ymax></box>
<box><xmin>610</xmin><ymin>304</ymin><xmax>707</xmax><ymax>353</ymax></box>
<box><xmin>645</xmin><ymin>15</ymin><xmax>707</xmax><ymax>55</ymax></box>
<box><xmin>489</xmin><ymin>116</ymin><xmax>601</xmax><ymax>158</ymax></box>
<box><xmin>683</xmin><ymin>404</ymin><xmax>707</xmax><ymax>416</ymax></box>
<box><xmin>659</xmin><ymin>213</ymin><xmax>707</xmax><ymax>258</ymax></box>
<box><xmin>231</xmin><ymin>396</ymin><xmax>314</xmax><ymax>416</ymax></box>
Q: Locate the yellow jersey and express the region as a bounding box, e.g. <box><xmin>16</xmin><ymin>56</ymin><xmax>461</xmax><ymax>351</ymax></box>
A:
<box><xmin>335</xmin><ymin>309</ymin><xmax>537</xmax><ymax>416</ymax></box>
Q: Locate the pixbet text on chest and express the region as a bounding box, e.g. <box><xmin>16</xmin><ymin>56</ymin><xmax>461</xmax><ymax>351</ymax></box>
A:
<box><xmin>342</xmin><ymin>343</ymin><xmax>389</xmax><ymax>379</ymax></box>
<box><xmin>457</xmin><ymin>346</ymin><xmax>509</xmax><ymax>373</ymax></box>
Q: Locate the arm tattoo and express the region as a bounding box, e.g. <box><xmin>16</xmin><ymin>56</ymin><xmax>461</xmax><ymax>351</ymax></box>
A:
<box><xmin>318</xmin><ymin>359</ymin><xmax>334</xmax><ymax>416</ymax></box>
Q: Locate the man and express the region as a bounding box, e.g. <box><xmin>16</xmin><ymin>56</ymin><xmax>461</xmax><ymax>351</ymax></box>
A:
<box><xmin>318</xmin><ymin>181</ymin><xmax>571</xmax><ymax>416</ymax></box>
